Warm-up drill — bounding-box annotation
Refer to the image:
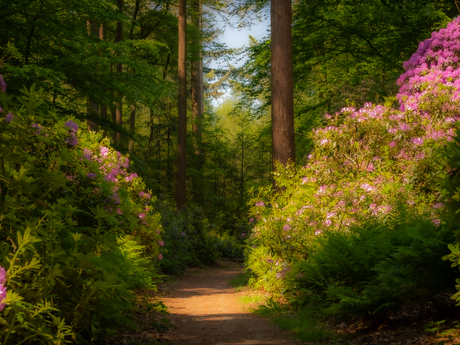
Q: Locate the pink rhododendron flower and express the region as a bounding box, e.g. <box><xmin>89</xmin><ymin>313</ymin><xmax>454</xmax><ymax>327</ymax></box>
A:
<box><xmin>283</xmin><ymin>224</ymin><xmax>291</xmax><ymax>231</ymax></box>
<box><xmin>158</xmin><ymin>241</ymin><xmax>164</xmax><ymax>246</ymax></box>
<box><xmin>432</xmin><ymin>219</ymin><xmax>441</xmax><ymax>226</ymax></box>
<box><xmin>255</xmin><ymin>201</ymin><xmax>264</xmax><ymax>207</ymax></box>
<box><xmin>158</xmin><ymin>254</ymin><xmax>163</xmax><ymax>260</ymax></box>
<box><xmin>138</xmin><ymin>213</ymin><xmax>145</xmax><ymax>219</ymax></box>
<box><xmin>117</xmin><ymin>208</ymin><xmax>122</xmax><ymax>215</ymax></box>
<box><xmin>100</xmin><ymin>146</ymin><xmax>109</xmax><ymax>157</ymax></box>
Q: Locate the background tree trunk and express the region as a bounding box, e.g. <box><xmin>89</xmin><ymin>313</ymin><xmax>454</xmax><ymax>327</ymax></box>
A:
<box><xmin>115</xmin><ymin>0</ymin><xmax>123</xmax><ymax>143</ymax></box>
<box><xmin>176</xmin><ymin>0</ymin><xmax>187</xmax><ymax>210</ymax></box>
<box><xmin>87</xmin><ymin>19</ymin><xmax>99</xmax><ymax>132</ymax></box>
<box><xmin>99</xmin><ymin>21</ymin><xmax>108</xmax><ymax>122</ymax></box>
<box><xmin>271</xmin><ymin>0</ymin><xmax>296</xmax><ymax>185</ymax></box>
<box><xmin>191</xmin><ymin>0</ymin><xmax>203</xmax><ymax>202</ymax></box>
<box><xmin>128</xmin><ymin>0</ymin><xmax>140</xmax><ymax>153</ymax></box>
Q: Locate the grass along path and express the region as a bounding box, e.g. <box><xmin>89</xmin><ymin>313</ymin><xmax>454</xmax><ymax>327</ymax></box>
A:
<box><xmin>160</xmin><ymin>260</ymin><xmax>300</xmax><ymax>345</ymax></box>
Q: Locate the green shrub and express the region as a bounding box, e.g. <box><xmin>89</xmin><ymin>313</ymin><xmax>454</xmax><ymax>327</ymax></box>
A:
<box><xmin>291</xmin><ymin>218</ymin><xmax>454</xmax><ymax>318</ymax></box>
<box><xmin>153</xmin><ymin>203</ymin><xmax>218</xmax><ymax>274</ymax></box>
<box><xmin>0</xmin><ymin>84</ymin><xmax>163</xmax><ymax>343</ymax></box>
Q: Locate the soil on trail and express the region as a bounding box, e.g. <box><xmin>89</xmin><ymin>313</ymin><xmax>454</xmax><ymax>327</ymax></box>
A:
<box><xmin>160</xmin><ymin>260</ymin><xmax>299</xmax><ymax>345</ymax></box>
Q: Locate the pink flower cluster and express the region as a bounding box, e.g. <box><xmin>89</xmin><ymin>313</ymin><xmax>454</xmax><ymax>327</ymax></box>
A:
<box><xmin>0</xmin><ymin>266</ymin><xmax>6</xmax><ymax>311</ymax></box>
<box><xmin>251</xmin><ymin>20</ymin><xmax>460</xmax><ymax>249</ymax></box>
<box><xmin>397</xmin><ymin>17</ymin><xmax>460</xmax><ymax>112</ymax></box>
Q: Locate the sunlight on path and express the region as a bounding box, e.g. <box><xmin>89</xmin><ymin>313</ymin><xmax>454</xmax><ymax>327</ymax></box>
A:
<box><xmin>161</xmin><ymin>261</ymin><xmax>299</xmax><ymax>345</ymax></box>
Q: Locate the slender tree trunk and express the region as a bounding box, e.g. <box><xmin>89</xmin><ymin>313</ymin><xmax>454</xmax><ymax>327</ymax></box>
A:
<box><xmin>167</xmin><ymin>103</ymin><xmax>172</xmax><ymax>192</ymax></box>
<box><xmin>191</xmin><ymin>0</ymin><xmax>203</xmax><ymax>202</ymax></box>
<box><xmin>271</xmin><ymin>0</ymin><xmax>295</xmax><ymax>187</ymax></box>
<box><xmin>176</xmin><ymin>0</ymin><xmax>187</xmax><ymax>210</ymax></box>
<box><xmin>99</xmin><ymin>21</ymin><xmax>108</xmax><ymax>121</ymax></box>
<box><xmin>128</xmin><ymin>104</ymin><xmax>135</xmax><ymax>153</ymax></box>
<box><xmin>115</xmin><ymin>0</ymin><xmax>123</xmax><ymax>143</ymax></box>
<box><xmin>128</xmin><ymin>0</ymin><xmax>140</xmax><ymax>153</ymax></box>
<box><xmin>240</xmin><ymin>127</ymin><xmax>244</xmax><ymax>199</ymax></box>
<box><xmin>87</xmin><ymin>20</ymin><xmax>99</xmax><ymax>132</ymax></box>
<box><xmin>148</xmin><ymin>109</ymin><xmax>154</xmax><ymax>158</ymax></box>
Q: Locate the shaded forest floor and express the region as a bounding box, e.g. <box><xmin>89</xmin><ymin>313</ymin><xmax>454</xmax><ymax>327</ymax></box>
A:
<box><xmin>108</xmin><ymin>260</ymin><xmax>460</xmax><ymax>345</ymax></box>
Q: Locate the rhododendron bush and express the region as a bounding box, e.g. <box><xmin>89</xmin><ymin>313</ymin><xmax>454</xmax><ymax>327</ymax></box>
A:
<box><xmin>245</xmin><ymin>18</ymin><xmax>460</xmax><ymax>312</ymax></box>
<box><xmin>0</xmin><ymin>82</ymin><xmax>163</xmax><ymax>343</ymax></box>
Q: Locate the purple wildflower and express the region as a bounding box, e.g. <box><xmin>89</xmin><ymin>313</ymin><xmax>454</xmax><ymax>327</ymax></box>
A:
<box><xmin>64</xmin><ymin>120</ymin><xmax>79</xmax><ymax>132</ymax></box>
<box><xmin>65</xmin><ymin>132</ymin><xmax>78</xmax><ymax>146</ymax></box>
<box><xmin>241</xmin><ymin>233</ymin><xmax>246</xmax><ymax>237</ymax></box>
<box><xmin>0</xmin><ymin>284</ymin><xmax>5</xmax><ymax>311</ymax></box>
<box><xmin>87</xmin><ymin>172</ymin><xmax>96</xmax><ymax>179</ymax></box>
<box><xmin>0</xmin><ymin>266</ymin><xmax>6</xmax><ymax>285</ymax></box>
<box><xmin>249</xmin><ymin>218</ymin><xmax>254</xmax><ymax>223</ymax></box>
<box><xmin>4</xmin><ymin>113</ymin><xmax>13</xmax><ymax>123</ymax></box>
<box><xmin>0</xmin><ymin>75</ymin><xmax>6</xmax><ymax>92</ymax></box>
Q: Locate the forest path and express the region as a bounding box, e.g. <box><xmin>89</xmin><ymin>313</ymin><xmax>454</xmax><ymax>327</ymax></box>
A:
<box><xmin>160</xmin><ymin>260</ymin><xmax>300</xmax><ymax>345</ymax></box>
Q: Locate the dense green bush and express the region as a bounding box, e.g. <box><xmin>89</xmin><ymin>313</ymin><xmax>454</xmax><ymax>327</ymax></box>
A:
<box><xmin>291</xmin><ymin>219</ymin><xmax>454</xmax><ymax>318</ymax></box>
<box><xmin>152</xmin><ymin>203</ymin><xmax>218</xmax><ymax>274</ymax></box>
<box><xmin>0</xmin><ymin>84</ymin><xmax>163</xmax><ymax>343</ymax></box>
<box><xmin>245</xmin><ymin>19</ymin><xmax>460</xmax><ymax>318</ymax></box>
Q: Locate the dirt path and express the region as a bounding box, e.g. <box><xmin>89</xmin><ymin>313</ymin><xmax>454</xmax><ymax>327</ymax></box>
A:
<box><xmin>160</xmin><ymin>260</ymin><xmax>300</xmax><ymax>345</ymax></box>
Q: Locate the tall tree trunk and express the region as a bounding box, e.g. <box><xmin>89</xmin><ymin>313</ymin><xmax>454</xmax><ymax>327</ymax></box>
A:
<box><xmin>240</xmin><ymin>130</ymin><xmax>244</xmax><ymax>199</ymax></box>
<box><xmin>191</xmin><ymin>0</ymin><xmax>203</xmax><ymax>202</ymax></box>
<box><xmin>128</xmin><ymin>0</ymin><xmax>140</xmax><ymax>153</ymax></box>
<box><xmin>87</xmin><ymin>19</ymin><xmax>99</xmax><ymax>132</ymax></box>
<box><xmin>128</xmin><ymin>103</ymin><xmax>135</xmax><ymax>153</ymax></box>
<box><xmin>176</xmin><ymin>0</ymin><xmax>187</xmax><ymax>210</ymax></box>
<box><xmin>115</xmin><ymin>0</ymin><xmax>123</xmax><ymax>143</ymax></box>
<box><xmin>148</xmin><ymin>108</ymin><xmax>154</xmax><ymax>158</ymax></box>
<box><xmin>167</xmin><ymin>103</ymin><xmax>172</xmax><ymax>192</ymax></box>
<box><xmin>271</xmin><ymin>0</ymin><xmax>295</xmax><ymax>187</ymax></box>
<box><xmin>99</xmin><ymin>21</ymin><xmax>108</xmax><ymax>122</ymax></box>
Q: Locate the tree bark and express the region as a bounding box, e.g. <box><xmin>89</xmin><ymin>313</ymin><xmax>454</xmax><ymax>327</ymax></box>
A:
<box><xmin>271</xmin><ymin>0</ymin><xmax>296</xmax><ymax>186</ymax></box>
<box><xmin>191</xmin><ymin>0</ymin><xmax>203</xmax><ymax>202</ymax></box>
<box><xmin>87</xmin><ymin>19</ymin><xmax>100</xmax><ymax>132</ymax></box>
<box><xmin>99</xmin><ymin>21</ymin><xmax>108</xmax><ymax>121</ymax></box>
<box><xmin>128</xmin><ymin>0</ymin><xmax>140</xmax><ymax>153</ymax></box>
<box><xmin>176</xmin><ymin>0</ymin><xmax>187</xmax><ymax>210</ymax></box>
<box><xmin>115</xmin><ymin>0</ymin><xmax>123</xmax><ymax>143</ymax></box>
<box><xmin>128</xmin><ymin>103</ymin><xmax>136</xmax><ymax>153</ymax></box>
